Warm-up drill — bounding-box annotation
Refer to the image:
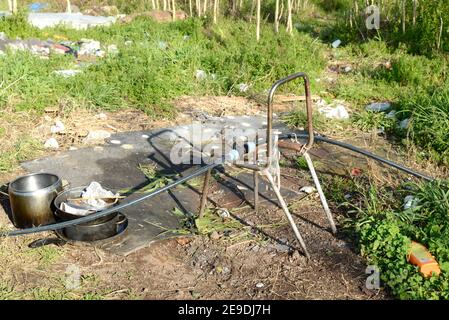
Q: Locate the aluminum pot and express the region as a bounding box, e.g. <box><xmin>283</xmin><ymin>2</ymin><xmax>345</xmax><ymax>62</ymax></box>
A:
<box><xmin>61</xmin><ymin>213</ymin><xmax>128</xmax><ymax>242</ymax></box>
<box><xmin>8</xmin><ymin>173</ymin><xmax>63</xmax><ymax>229</ymax></box>
<box><xmin>53</xmin><ymin>186</ymin><xmax>118</xmax><ymax>226</ymax></box>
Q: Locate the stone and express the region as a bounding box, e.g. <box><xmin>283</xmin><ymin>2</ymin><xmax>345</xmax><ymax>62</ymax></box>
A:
<box><xmin>44</xmin><ymin>138</ymin><xmax>59</xmax><ymax>149</ymax></box>
<box><xmin>209</xmin><ymin>230</ymin><xmax>220</xmax><ymax>240</ymax></box>
<box><xmin>83</xmin><ymin>130</ymin><xmax>111</xmax><ymax>144</ymax></box>
<box><xmin>366</xmin><ymin>102</ymin><xmax>391</xmax><ymax>112</ymax></box>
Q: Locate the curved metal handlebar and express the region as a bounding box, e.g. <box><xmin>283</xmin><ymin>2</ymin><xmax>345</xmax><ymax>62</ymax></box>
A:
<box><xmin>266</xmin><ymin>72</ymin><xmax>314</xmax><ymax>161</ymax></box>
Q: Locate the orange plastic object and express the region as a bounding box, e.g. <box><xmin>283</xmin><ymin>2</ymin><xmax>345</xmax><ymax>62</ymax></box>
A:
<box><xmin>408</xmin><ymin>241</ymin><xmax>441</xmax><ymax>277</ymax></box>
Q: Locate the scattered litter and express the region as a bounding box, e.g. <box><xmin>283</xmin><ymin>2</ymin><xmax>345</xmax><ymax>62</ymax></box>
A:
<box><xmin>343</xmin><ymin>66</ymin><xmax>352</xmax><ymax>73</ymax></box>
<box><xmin>299</xmin><ymin>186</ymin><xmax>316</xmax><ymax>194</ymax></box>
<box><xmin>318</xmin><ymin>104</ymin><xmax>349</xmax><ymax>120</ymax></box>
<box><xmin>96</xmin><ymin>113</ymin><xmax>107</xmax><ymax>120</ymax></box>
<box><xmin>238</xmin><ymin>83</ymin><xmax>250</xmax><ymax>93</ymax></box>
<box><xmin>78</xmin><ymin>38</ymin><xmax>104</xmax><ymax>57</ymax></box>
<box><xmin>141</xmin><ymin>134</ymin><xmax>149</xmax><ymax>139</ymax></box>
<box><xmin>158</xmin><ymin>41</ymin><xmax>168</xmax><ymax>50</ymax></box>
<box><xmin>44</xmin><ymin>138</ymin><xmax>59</xmax><ymax>149</ymax></box>
<box><xmin>236</xmin><ymin>185</ymin><xmax>248</xmax><ymax>191</ymax></box>
<box><xmin>195</xmin><ymin>69</ymin><xmax>207</xmax><ymax>81</ymax></box>
<box><xmin>331</xmin><ymin>39</ymin><xmax>342</xmax><ymax>48</ymax></box>
<box><xmin>27</xmin><ymin>13</ymin><xmax>116</xmax><ymax>30</ymax></box>
<box><xmin>28</xmin><ymin>3</ymin><xmax>48</xmax><ymax>12</ymax></box>
<box><xmin>83</xmin><ymin>130</ymin><xmax>111</xmax><ymax>144</ymax></box>
<box><xmin>255</xmin><ymin>282</ymin><xmax>264</xmax><ymax>288</ymax></box>
<box><xmin>403</xmin><ymin>195</ymin><xmax>418</xmax><ymax>210</ymax></box>
<box><xmin>54</xmin><ymin>69</ymin><xmax>81</xmax><ymax>77</ymax></box>
<box><xmin>217</xmin><ymin>208</ymin><xmax>230</xmax><ymax>219</ymax></box>
<box><xmin>366</xmin><ymin>102</ymin><xmax>391</xmax><ymax>112</ymax></box>
<box><xmin>399</xmin><ymin>118</ymin><xmax>410</xmax><ymax>129</ymax></box>
<box><xmin>386</xmin><ymin>110</ymin><xmax>397</xmax><ymax>119</ymax></box>
<box><xmin>124</xmin><ymin>40</ymin><xmax>133</xmax><ymax>46</ymax></box>
<box><xmin>50</xmin><ymin>120</ymin><xmax>65</xmax><ymax>133</ymax></box>
<box><xmin>183</xmin><ymin>35</ymin><xmax>190</xmax><ymax>41</ymax></box>
<box><xmin>0</xmin><ymin>32</ymin><xmax>7</xmax><ymax>41</ymax></box>
<box><xmin>69</xmin><ymin>146</ymin><xmax>78</xmax><ymax>151</ymax></box>
<box><xmin>350</xmin><ymin>167</ymin><xmax>363</xmax><ymax>177</ymax></box>
<box><xmin>107</xmin><ymin>44</ymin><xmax>119</xmax><ymax>55</ymax></box>
<box><xmin>110</xmin><ymin>139</ymin><xmax>121</xmax><ymax>145</ymax></box>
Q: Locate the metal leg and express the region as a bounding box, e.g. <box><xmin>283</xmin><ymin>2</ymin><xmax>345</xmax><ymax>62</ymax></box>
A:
<box><xmin>253</xmin><ymin>171</ymin><xmax>259</xmax><ymax>213</ymax></box>
<box><xmin>264</xmin><ymin>170</ymin><xmax>310</xmax><ymax>259</ymax></box>
<box><xmin>199</xmin><ymin>169</ymin><xmax>212</xmax><ymax>218</ymax></box>
<box><xmin>303</xmin><ymin>152</ymin><xmax>337</xmax><ymax>234</ymax></box>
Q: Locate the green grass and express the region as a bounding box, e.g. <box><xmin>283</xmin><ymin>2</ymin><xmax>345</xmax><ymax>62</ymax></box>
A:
<box><xmin>327</xmin><ymin>176</ymin><xmax>449</xmax><ymax>300</ymax></box>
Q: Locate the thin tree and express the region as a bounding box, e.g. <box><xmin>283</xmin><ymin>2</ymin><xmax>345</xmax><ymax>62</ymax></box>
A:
<box><xmin>275</xmin><ymin>0</ymin><xmax>280</xmax><ymax>33</ymax></box>
<box><xmin>189</xmin><ymin>0</ymin><xmax>193</xmax><ymax>16</ymax></box>
<box><xmin>256</xmin><ymin>0</ymin><xmax>261</xmax><ymax>41</ymax></box>
<box><xmin>286</xmin><ymin>0</ymin><xmax>293</xmax><ymax>34</ymax></box>
<box><xmin>172</xmin><ymin>0</ymin><xmax>176</xmax><ymax>21</ymax></box>
<box><xmin>213</xmin><ymin>0</ymin><xmax>218</xmax><ymax>23</ymax></box>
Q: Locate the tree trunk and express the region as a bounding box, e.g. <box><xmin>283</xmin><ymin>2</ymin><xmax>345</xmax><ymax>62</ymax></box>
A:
<box><xmin>275</xmin><ymin>0</ymin><xmax>279</xmax><ymax>33</ymax></box>
<box><xmin>213</xmin><ymin>0</ymin><xmax>218</xmax><ymax>23</ymax></box>
<box><xmin>189</xmin><ymin>0</ymin><xmax>193</xmax><ymax>16</ymax></box>
<box><xmin>287</xmin><ymin>0</ymin><xmax>293</xmax><ymax>34</ymax></box>
<box><xmin>172</xmin><ymin>0</ymin><xmax>176</xmax><ymax>21</ymax></box>
<box><xmin>256</xmin><ymin>0</ymin><xmax>261</xmax><ymax>42</ymax></box>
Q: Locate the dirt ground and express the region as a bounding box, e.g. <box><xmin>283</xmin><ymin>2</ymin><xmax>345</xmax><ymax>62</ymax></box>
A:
<box><xmin>0</xmin><ymin>96</ymin><xmax>403</xmax><ymax>300</ymax></box>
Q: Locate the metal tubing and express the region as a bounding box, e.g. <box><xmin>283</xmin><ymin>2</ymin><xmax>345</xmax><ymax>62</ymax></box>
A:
<box><xmin>198</xmin><ymin>169</ymin><xmax>212</xmax><ymax>218</ymax></box>
<box><xmin>303</xmin><ymin>152</ymin><xmax>337</xmax><ymax>234</ymax></box>
<box><xmin>253</xmin><ymin>171</ymin><xmax>259</xmax><ymax>213</ymax></box>
<box><xmin>264</xmin><ymin>169</ymin><xmax>310</xmax><ymax>259</ymax></box>
<box><xmin>266</xmin><ymin>73</ymin><xmax>314</xmax><ymax>168</ymax></box>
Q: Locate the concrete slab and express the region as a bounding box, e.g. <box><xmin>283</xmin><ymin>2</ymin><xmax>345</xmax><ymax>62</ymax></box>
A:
<box><xmin>20</xmin><ymin>117</ymin><xmax>300</xmax><ymax>255</ymax></box>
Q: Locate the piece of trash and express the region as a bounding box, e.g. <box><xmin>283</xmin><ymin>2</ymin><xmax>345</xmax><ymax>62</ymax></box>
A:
<box><xmin>83</xmin><ymin>130</ymin><xmax>111</xmax><ymax>144</ymax></box>
<box><xmin>157</xmin><ymin>41</ymin><xmax>168</xmax><ymax>50</ymax></box>
<box><xmin>350</xmin><ymin>168</ymin><xmax>363</xmax><ymax>177</ymax></box>
<box><xmin>110</xmin><ymin>139</ymin><xmax>121</xmax><ymax>145</ymax></box>
<box><xmin>403</xmin><ymin>195</ymin><xmax>418</xmax><ymax>210</ymax></box>
<box><xmin>44</xmin><ymin>138</ymin><xmax>59</xmax><ymax>149</ymax></box>
<box><xmin>255</xmin><ymin>282</ymin><xmax>264</xmax><ymax>288</ymax></box>
<box><xmin>331</xmin><ymin>39</ymin><xmax>342</xmax><ymax>48</ymax></box>
<box><xmin>81</xmin><ymin>181</ymin><xmax>118</xmax><ymax>208</ymax></box>
<box><xmin>54</xmin><ymin>69</ymin><xmax>81</xmax><ymax>77</ymax></box>
<box><xmin>141</xmin><ymin>134</ymin><xmax>149</xmax><ymax>139</ymax></box>
<box><xmin>366</xmin><ymin>102</ymin><xmax>391</xmax><ymax>112</ymax></box>
<box><xmin>238</xmin><ymin>83</ymin><xmax>250</xmax><ymax>93</ymax></box>
<box><xmin>195</xmin><ymin>69</ymin><xmax>207</xmax><ymax>81</ymax></box>
<box><xmin>78</xmin><ymin>39</ymin><xmax>102</xmax><ymax>56</ymax></box>
<box><xmin>386</xmin><ymin>110</ymin><xmax>397</xmax><ymax>119</ymax></box>
<box><xmin>95</xmin><ymin>113</ymin><xmax>107</xmax><ymax>120</ymax></box>
<box><xmin>299</xmin><ymin>186</ymin><xmax>316</xmax><ymax>194</ymax></box>
<box><xmin>217</xmin><ymin>208</ymin><xmax>230</xmax><ymax>219</ymax></box>
<box><xmin>318</xmin><ymin>104</ymin><xmax>349</xmax><ymax>119</ymax></box>
<box><xmin>50</xmin><ymin>120</ymin><xmax>65</xmax><ymax>133</ymax></box>
<box><xmin>107</xmin><ymin>44</ymin><xmax>119</xmax><ymax>55</ymax></box>
<box><xmin>28</xmin><ymin>3</ymin><xmax>48</xmax><ymax>12</ymax></box>
<box><xmin>183</xmin><ymin>35</ymin><xmax>190</xmax><ymax>41</ymax></box>
<box><xmin>408</xmin><ymin>241</ymin><xmax>441</xmax><ymax>277</ymax></box>
<box><xmin>399</xmin><ymin>118</ymin><xmax>410</xmax><ymax>129</ymax></box>
<box><xmin>124</xmin><ymin>40</ymin><xmax>133</xmax><ymax>46</ymax></box>
<box><xmin>343</xmin><ymin>66</ymin><xmax>352</xmax><ymax>73</ymax></box>
<box><xmin>69</xmin><ymin>146</ymin><xmax>78</xmax><ymax>151</ymax></box>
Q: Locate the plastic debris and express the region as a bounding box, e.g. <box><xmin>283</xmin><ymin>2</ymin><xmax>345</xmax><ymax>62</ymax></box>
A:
<box><xmin>255</xmin><ymin>282</ymin><xmax>264</xmax><ymax>288</ymax></box>
<box><xmin>331</xmin><ymin>39</ymin><xmax>342</xmax><ymax>48</ymax></box>
<box><xmin>403</xmin><ymin>195</ymin><xmax>418</xmax><ymax>210</ymax></box>
<box><xmin>95</xmin><ymin>113</ymin><xmax>107</xmax><ymax>120</ymax></box>
<box><xmin>238</xmin><ymin>83</ymin><xmax>250</xmax><ymax>93</ymax></box>
<box><xmin>217</xmin><ymin>208</ymin><xmax>230</xmax><ymax>219</ymax></box>
<box><xmin>81</xmin><ymin>181</ymin><xmax>118</xmax><ymax>208</ymax></box>
<box><xmin>44</xmin><ymin>138</ymin><xmax>59</xmax><ymax>149</ymax></box>
<box><xmin>366</xmin><ymin>102</ymin><xmax>391</xmax><ymax>112</ymax></box>
<box><xmin>78</xmin><ymin>39</ymin><xmax>104</xmax><ymax>57</ymax></box>
<box><xmin>343</xmin><ymin>66</ymin><xmax>352</xmax><ymax>73</ymax></box>
<box><xmin>107</xmin><ymin>44</ymin><xmax>119</xmax><ymax>55</ymax></box>
<box><xmin>110</xmin><ymin>139</ymin><xmax>121</xmax><ymax>145</ymax></box>
<box><xmin>28</xmin><ymin>3</ymin><xmax>48</xmax><ymax>12</ymax></box>
<box><xmin>408</xmin><ymin>241</ymin><xmax>441</xmax><ymax>277</ymax></box>
<box><xmin>299</xmin><ymin>186</ymin><xmax>316</xmax><ymax>194</ymax></box>
<box><xmin>386</xmin><ymin>110</ymin><xmax>397</xmax><ymax>119</ymax></box>
<box><xmin>158</xmin><ymin>41</ymin><xmax>168</xmax><ymax>50</ymax></box>
<box><xmin>195</xmin><ymin>69</ymin><xmax>207</xmax><ymax>81</ymax></box>
<box><xmin>50</xmin><ymin>120</ymin><xmax>65</xmax><ymax>133</ymax></box>
<box><xmin>318</xmin><ymin>104</ymin><xmax>349</xmax><ymax>119</ymax></box>
<box><xmin>54</xmin><ymin>69</ymin><xmax>81</xmax><ymax>77</ymax></box>
<box><xmin>399</xmin><ymin>118</ymin><xmax>410</xmax><ymax>129</ymax></box>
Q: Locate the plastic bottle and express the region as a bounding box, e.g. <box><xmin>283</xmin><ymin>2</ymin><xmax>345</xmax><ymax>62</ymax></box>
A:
<box><xmin>408</xmin><ymin>241</ymin><xmax>441</xmax><ymax>277</ymax></box>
